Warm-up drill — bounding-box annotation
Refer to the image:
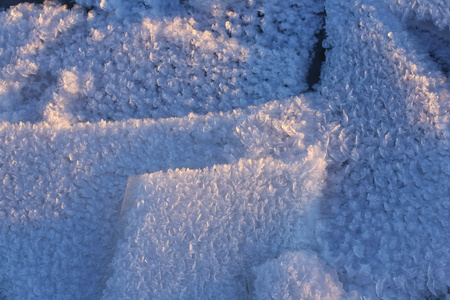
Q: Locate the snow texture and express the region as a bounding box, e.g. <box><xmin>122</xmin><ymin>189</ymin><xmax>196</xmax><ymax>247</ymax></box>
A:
<box><xmin>0</xmin><ymin>0</ymin><xmax>322</xmax><ymax>123</ymax></box>
<box><xmin>0</xmin><ymin>0</ymin><xmax>449</xmax><ymax>299</ymax></box>
<box><xmin>381</xmin><ymin>0</ymin><xmax>450</xmax><ymax>30</ymax></box>
<box><xmin>0</xmin><ymin>113</ymin><xmax>244</xmax><ymax>299</ymax></box>
<box><xmin>105</xmin><ymin>155</ymin><xmax>326</xmax><ymax>299</ymax></box>
<box><xmin>252</xmin><ymin>250</ymin><xmax>346</xmax><ymax>300</ymax></box>
<box><xmin>314</xmin><ymin>0</ymin><xmax>450</xmax><ymax>298</ymax></box>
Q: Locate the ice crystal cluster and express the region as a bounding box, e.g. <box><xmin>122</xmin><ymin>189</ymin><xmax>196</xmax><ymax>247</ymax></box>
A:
<box><xmin>0</xmin><ymin>0</ymin><xmax>448</xmax><ymax>299</ymax></box>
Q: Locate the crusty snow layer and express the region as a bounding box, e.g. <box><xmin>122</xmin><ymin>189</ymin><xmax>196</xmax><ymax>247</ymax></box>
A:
<box><xmin>0</xmin><ymin>0</ymin><xmax>449</xmax><ymax>299</ymax></box>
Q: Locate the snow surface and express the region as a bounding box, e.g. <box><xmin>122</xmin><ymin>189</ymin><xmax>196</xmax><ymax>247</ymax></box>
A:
<box><xmin>0</xmin><ymin>0</ymin><xmax>449</xmax><ymax>299</ymax></box>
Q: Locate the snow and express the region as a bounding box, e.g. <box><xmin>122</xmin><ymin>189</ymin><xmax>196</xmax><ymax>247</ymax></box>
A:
<box><xmin>0</xmin><ymin>0</ymin><xmax>449</xmax><ymax>299</ymax></box>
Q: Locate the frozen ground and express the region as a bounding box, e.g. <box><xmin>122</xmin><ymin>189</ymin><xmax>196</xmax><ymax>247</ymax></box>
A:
<box><xmin>0</xmin><ymin>0</ymin><xmax>449</xmax><ymax>299</ymax></box>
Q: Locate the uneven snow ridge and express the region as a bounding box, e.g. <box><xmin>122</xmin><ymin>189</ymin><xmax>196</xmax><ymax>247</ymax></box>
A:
<box><xmin>0</xmin><ymin>0</ymin><xmax>449</xmax><ymax>299</ymax></box>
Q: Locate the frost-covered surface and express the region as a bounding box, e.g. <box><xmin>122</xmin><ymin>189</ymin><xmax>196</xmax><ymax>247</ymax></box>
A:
<box><xmin>105</xmin><ymin>155</ymin><xmax>326</xmax><ymax>299</ymax></box>
<box><xmin>314</xmin><ymin>0</ymin><xmax>450</xmax><ymax>298</ymax></box>
<box><xmin>381</xmin><ymin>0</ymin><xmax>450</xmax><ymax>30</ymax></box>
<box><xmin>0</xmin><ymin>113</ymin><xmax>244</xmax><ymax>298</ymax></box>
<box><xmin>252</xmin><ymin>251</ymin><xmax>346</xmax><ymax>300</ymax></box>
<box><xmin>0</xmin><ymin>0</ymin><xmax>449</xmax><ymax>299</ymax></box>
<box><xmin>0</xmin><ymin>0</ymin><xmax>321</xmax><ymax>123</ymax></box>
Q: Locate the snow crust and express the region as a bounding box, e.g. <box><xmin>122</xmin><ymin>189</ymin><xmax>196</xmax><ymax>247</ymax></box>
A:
<box><xmin>0</xmin><ymin>0</ymin><xmax>449</xmax><ymax>299</ymax></box>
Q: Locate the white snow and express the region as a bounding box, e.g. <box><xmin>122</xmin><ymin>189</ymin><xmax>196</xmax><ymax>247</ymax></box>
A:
<box><xmin>0</xmin><ymin>0</ymin><xmax>449</xmax><ymax>299</ymax></box>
